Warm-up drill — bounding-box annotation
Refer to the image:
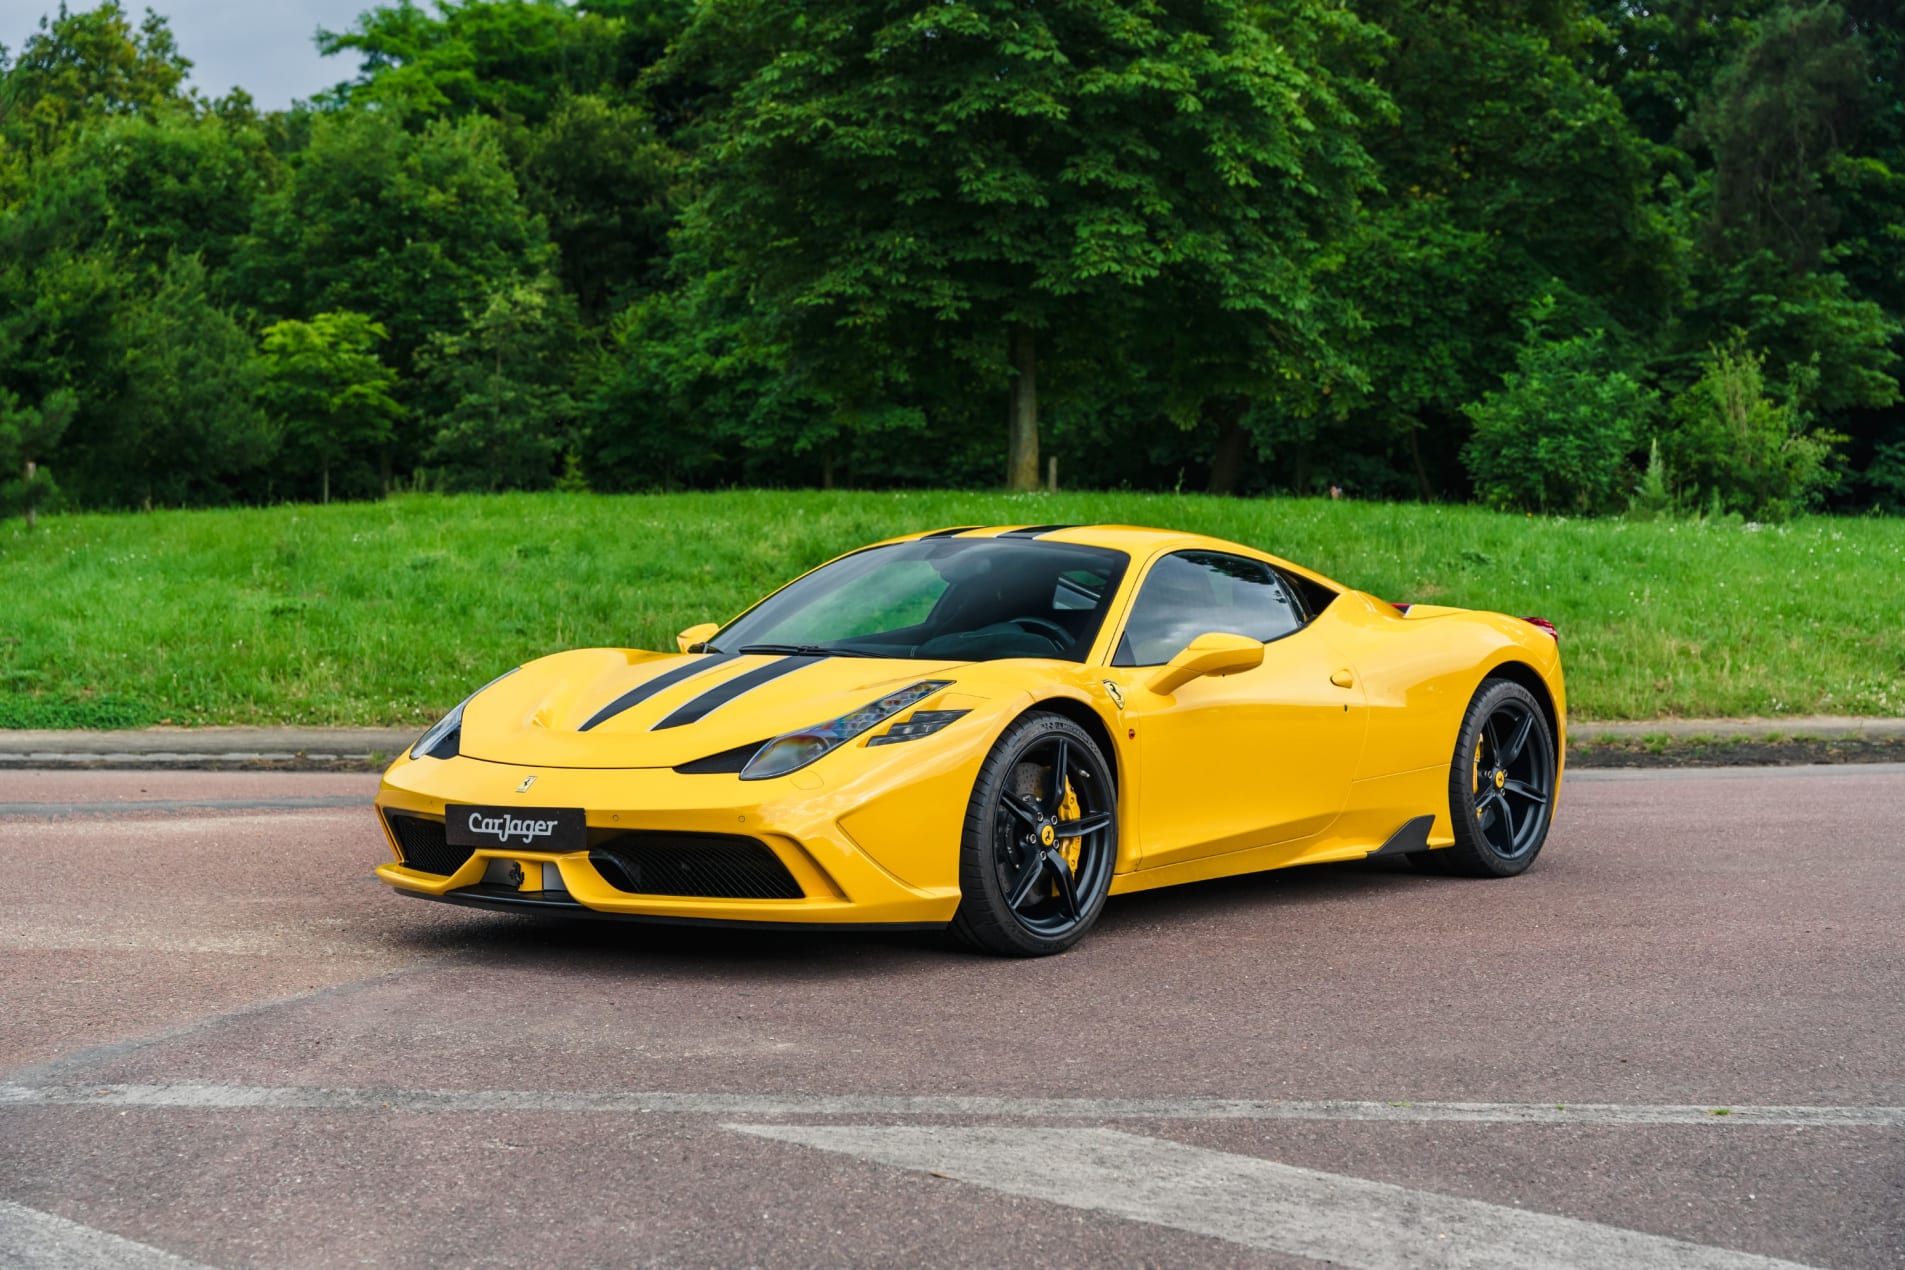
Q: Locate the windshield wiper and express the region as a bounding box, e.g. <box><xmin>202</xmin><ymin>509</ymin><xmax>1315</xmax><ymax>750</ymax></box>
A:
<box><xmin>730</xmin><ymin>643</ymin><xmax>884</xmax><ymax>658</ymax></box>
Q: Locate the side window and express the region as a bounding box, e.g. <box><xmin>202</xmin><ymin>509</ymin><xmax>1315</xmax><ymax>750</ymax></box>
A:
<box><xmin>1113</xmin><ymin>551</ymin><xmax>1303</xmax><ymax>667</ymax></box>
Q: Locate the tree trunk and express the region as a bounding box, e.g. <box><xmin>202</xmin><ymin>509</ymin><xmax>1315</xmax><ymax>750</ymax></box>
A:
<box><xmin>1005</xmin><ymin>325</ymin><xmax>1040</xmax><ymax>491</ymax></box>
<box><xmin>23</xmin><ymin>459</ymin><xmax>35</xmax><ymax>530</ymax></box>
<box><xmin>1407</xmin><ymin>422</ymin><xmax>1434</xmax><ymax>502</ymax></box>
<box><xmin>322</xmin><ymin>462</ymin><xmax>331</xmax><ymax>506</ymax></box>
<box><xmin>1205</xmin><ymin>398</ymin><xmax>1251</xmax><ymax>495</ymax></box>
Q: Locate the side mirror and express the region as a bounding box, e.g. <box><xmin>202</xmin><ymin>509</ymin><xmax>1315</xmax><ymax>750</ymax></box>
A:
<box><xmin>1145</xmin><ymin>632</ymin><xmax>1264</xmax><ymax>697</ymax></box>
<box><xmin>676</xmin><ymin>622</ymin><xmax>720</xmax><ymax>653</ymax></box>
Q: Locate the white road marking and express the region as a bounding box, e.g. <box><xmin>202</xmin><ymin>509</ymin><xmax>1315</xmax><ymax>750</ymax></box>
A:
<box><xmin>729</xmin><ymin>1123</ymin><xmax>1820</xmax><ymax>1270</ymax></box>
<box><xmin>0</xmin><ymin>1200</ymin><xmax>215</xmax><ymax>1269</ymax></box>
<box><xmin>1</xmin><ymin>1082</ymin><xmax>1899</xmax><ymax>1128</ymax></box>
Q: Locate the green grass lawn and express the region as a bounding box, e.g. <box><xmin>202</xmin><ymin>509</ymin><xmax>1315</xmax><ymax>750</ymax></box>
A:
<box><xmin>2</xmin><ymin>490</ymin><xmax>1900</xmax><ymax>727</ymax></box>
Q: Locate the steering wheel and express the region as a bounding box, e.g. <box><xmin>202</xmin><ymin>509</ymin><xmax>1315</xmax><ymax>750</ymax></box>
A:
<box><xmin>1009</xmin><ymin>616</ymin><xmax>1072</xmax><ymax>648</ymax></box>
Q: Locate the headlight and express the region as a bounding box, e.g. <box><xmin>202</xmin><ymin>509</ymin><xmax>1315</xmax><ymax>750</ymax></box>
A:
<box><xmin>410</xmin><ymin>668</ymin><xmax>519</xmax><ymax>760</ymax></box>
<box><xmin>740</xmin><ymin>680</ymin><xmax>952</xmax><ymax>780</ymax></box>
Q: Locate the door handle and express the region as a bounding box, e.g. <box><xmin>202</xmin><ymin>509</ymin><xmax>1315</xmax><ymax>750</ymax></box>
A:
<box><xmin>1329</xmin><ymin>668</ymin><xmax>1355</xmax><ymax>688</ymax></box>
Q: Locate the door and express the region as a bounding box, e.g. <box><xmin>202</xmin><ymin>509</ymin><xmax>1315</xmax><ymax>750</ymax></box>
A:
<box><xmin>1110</xmin><ymin>551</ymin><xmax>1367</xmax><ymax>869</ymax></box>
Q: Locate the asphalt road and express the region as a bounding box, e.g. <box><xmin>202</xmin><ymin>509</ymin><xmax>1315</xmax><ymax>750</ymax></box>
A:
<box><xmin>1</xmin><ymin>766</ymin><xmax>1900</xmax><ymax>1269</ymax></box>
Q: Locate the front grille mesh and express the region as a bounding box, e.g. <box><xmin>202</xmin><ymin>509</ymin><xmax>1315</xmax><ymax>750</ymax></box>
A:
<box><xmin>386</xmin><ymin>812</ymin><xmax>475</xmax><ymax>877</ymax></box>
<box><xmin>590</xmin><ymin>833</ymin><xmax>803</xmax><ymax>900</ymax></box>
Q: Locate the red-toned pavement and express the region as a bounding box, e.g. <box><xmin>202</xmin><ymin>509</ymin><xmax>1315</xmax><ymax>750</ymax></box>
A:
<box><xmin>1</xmin><ymin>766</ymin><xmax>1900</xmax><ymax>1268</ymax></box>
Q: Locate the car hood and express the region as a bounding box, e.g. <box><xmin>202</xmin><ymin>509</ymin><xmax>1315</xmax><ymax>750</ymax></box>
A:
<box><xmin>455</xmin><ymin>649</ymin><xmax>965</xmax><ymax>769</ymax></box>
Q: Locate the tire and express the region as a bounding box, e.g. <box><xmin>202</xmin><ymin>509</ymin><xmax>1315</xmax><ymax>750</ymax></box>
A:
<box><xmin>950</xmin><ymin>712</ymin><xmax>1118</xmax><ymax>956</ymax></box>
<box><xmin>1426</xmin><ymin>678</ymin><xmax>1558</xmax><ymax>878</ymax></box>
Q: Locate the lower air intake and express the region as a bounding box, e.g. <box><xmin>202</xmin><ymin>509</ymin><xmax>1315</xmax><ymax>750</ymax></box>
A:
<box><xmin>590</xmin><ymin>832</ymin><xmax>803</xmax><ymax>900</ymax></box>
<box><xmin>385</xmin><ymin>812</ymin><xmax>475</xmax><ymax>877</ymax></box>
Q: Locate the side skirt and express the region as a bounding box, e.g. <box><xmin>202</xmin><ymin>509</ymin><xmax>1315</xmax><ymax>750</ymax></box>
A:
<box><xmin>1363</xmin><ymin>814</ymin><xmax>1435</xmax><ymax>858</ymax></box>
<box><xmin>1107</xmin><ymin>812</ymin><xmax>1439</xmax><ymax>897</ymax></box>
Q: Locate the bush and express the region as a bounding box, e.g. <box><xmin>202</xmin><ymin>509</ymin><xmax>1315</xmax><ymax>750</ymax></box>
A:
<box><xmin>1461</xmin><ymin>330</ymin><xmax>1655</xmax><ymax>514</ymax></box>
<box><xmin>1663</xmin><ymin>339</ymin><xmax>1840</xmax><ymax>521</ymax></box>
<box><xmin>1859</xmin><ymin>438</ymin><xmax>1905</xmax><ymax>513</ymax></box>
<box><xmin>1625</xmin><ymin>438</ymin><xmax>1679</xmax><ymax>521</ymax></box>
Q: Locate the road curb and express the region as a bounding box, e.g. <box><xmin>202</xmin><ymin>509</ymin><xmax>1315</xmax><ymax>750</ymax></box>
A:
<box><xmin>1566</xmin><ymin>716</ymin><xmax>1905</xmax><ymax>741</ymax></box>
<box><xmin>2</xmin><ymin>717</ymin><xmax>1902</xmax><ymax>771</ymax></box>
<box><xmin>0</xmin><ymin>727</ymin><xmax>413</xmax><ymax>771</ymax></box>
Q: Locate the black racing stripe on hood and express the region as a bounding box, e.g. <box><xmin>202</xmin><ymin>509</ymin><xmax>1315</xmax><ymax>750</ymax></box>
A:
<box><xmin>578</xmin><ymin>655</ymin><xmax>737</xmax><ymax>732</ymax></box>
<box><xmin>999</xmin><ymin>523</ymin><xmax>1075</xmax><ymax>537</ymax></box>
<box><xmin>920</xmin><ymin>525</ymin><xmax>982</xmax><ymax>538</ymax></box>
<box><xmin>651</xmin><ymin>655</ymin><xmax>824</xmax><ymax>731</ymax></box>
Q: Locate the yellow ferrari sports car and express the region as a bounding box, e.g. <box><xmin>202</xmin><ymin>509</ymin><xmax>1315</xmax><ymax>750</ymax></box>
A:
<box><xmin>375</xmin><ymin>524</ymin><xmax>1564</xmax><ymax>955</ymax></box>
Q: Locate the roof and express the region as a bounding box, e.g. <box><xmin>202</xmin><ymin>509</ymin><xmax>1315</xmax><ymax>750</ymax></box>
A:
<box><xmin>895</xmin><ymin>524</ymin><xmax>1349</xmax><ymax>594</ymax></box>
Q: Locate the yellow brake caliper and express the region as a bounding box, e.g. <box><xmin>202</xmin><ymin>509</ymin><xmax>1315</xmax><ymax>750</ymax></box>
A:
<box><xmin>1473</xmin><ymin>737</ymin><xmax>1485</xmax><ymax>819</ymax></box>
<box><xmin>1055</xmin><ymin>777</ymin><xmax>1083</xmax><ymax>874</ymax></box>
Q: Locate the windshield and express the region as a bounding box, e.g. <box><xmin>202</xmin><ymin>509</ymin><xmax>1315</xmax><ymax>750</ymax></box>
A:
<box><xmin>711</xmin><ymin>538</ymin><xmax>1130</xmax><ymax>662</ymax></box>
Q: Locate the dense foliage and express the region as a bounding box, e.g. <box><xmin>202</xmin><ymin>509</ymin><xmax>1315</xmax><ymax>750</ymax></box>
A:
<box><xmin>1</xmin><ymin>0</ymin><xmax>1900</xmax><ymax>518</ymax></box>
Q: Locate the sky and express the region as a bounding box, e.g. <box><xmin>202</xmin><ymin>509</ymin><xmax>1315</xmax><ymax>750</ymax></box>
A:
<box><xmin>8</xmin><ymin>0</ymin><xmax>375</xmax><ymax>110</ymax></box>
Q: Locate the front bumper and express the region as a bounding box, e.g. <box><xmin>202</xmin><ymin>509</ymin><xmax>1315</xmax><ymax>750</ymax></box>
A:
<box><xmin>373</xmin><ymin>746</ymin><xmax>980</xmax><ymax>928</ymax></box>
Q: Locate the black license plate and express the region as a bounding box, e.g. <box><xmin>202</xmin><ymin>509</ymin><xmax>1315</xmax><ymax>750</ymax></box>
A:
<box><xmin>444</xmin><ymin>805</ymin><xmax>586</xmax><ymax>853</ymax></box>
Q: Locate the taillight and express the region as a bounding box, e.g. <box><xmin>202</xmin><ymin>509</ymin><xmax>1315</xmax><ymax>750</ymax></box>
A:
<box><xmin>1522</xmin><ymin>616</ymin><xmax>1558</xmax><ymax>642</ymax></box>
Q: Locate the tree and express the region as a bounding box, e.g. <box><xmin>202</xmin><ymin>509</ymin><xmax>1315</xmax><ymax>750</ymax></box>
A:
<box><xmin>0</xmin><ymin>388</ymin><xmax>75</xmax><ymax>526</ymax></box>
<box><xmin>666</xmin><ymin>0</ymin><xmax>1384</xmax><ymax>488</ymax></box>
<box><xmin>418</xmin><ymin>276</ymin><xmax>579</xmax><ymax>490</ymax></box>
<box><xmin>1461</xmin><ymin>324</ymin><xmax>1656</xmax><ymax>514</ymax></box>
<box><xmin>0</xmin><ymin>2</ymin><xmax>191</xmax><ymax>167</ymax></box>
<box><xmin>1339</xmin><ymin>0</ymin><xmax>1682</xmax><ymax>498</ymax></box>
<box><xmin>1663</xmin><ymin>338</ymin><xmax>1841</xmax><ymax>518</ymax></box>
<box><xmin>95</xmin><ymin>254</ymin><xmax>276</xmax><ymax>507</ymax></box>
<box><xmin>315</xmin><ymin>0</ymin><xmax>625</xmax><ymax>124</ymax></box>
<box><xmin>257</xmin><ymin>312</ymin><xmax>404</xmax><ymax>503</ymax></box>
<box><xmin>1689</xmin><ymin>1</ymin><xmax>1872</xmax><ymax>273</ymax></box>
<box><xmin>239</xmin><ymin>110</ymin><xmax>556</xmax><ymax>477</ymax></box>
<box><xmin>23</xmin><ymin>110</ymin><xmax>274</xmax><ymax>282</ymax></box>
<box><xmin>517</xmin><ymin>93</ymin><xmax>680</xmax><ymax>320</ymax></box>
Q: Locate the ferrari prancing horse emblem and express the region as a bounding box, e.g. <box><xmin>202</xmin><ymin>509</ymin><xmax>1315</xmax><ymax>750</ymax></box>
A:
<box><xmin>516</xmin><ymin>776</ymin><xmax>537</xmax><ymax>793</ymax></box>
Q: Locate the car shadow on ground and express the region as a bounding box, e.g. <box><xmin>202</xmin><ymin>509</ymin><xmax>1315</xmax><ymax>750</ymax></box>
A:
<box><xmin>378</xmin><ymin>855</ymin><xmax>1436</xmax><ymax>974</ymax></box>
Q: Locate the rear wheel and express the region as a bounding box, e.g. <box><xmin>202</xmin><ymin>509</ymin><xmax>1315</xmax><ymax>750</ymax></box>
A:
<box><xmin>1422</xmin><ymin>678</ymin><xmax>1557</xmax><ymax>878</ymax></box>
<box><xmin>950</xmin><ymin>712</ymin><xmax>1117</xmax><ymax>956</ymax></box>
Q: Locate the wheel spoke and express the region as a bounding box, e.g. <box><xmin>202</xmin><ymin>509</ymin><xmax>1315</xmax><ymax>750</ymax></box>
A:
<box><xmin>1006</xmin><ymin>852</ymin><xmax>1047</xmax><ymax>910</ymax></box>
<box><xmin>1001</xmin><ymin>793</ymin><xmax>1044</xmax><ymax>829</ymax></box>
<box><xmin>1045</xmin><ymin>849</ymin><xmax>1080</xmax><ymax>920</ymax></box>
<box><xmin>1482</xmin><ymin>716</ymin><xmax>1503</xmax><ymax>762</ymax></box>
<box><xmin>1047</xmin><ymin>738</ymin><xmax>1070</xmax><ymax>815</ymax></box>
<box><xmin>1061</xmin><ymin>811</ymin><xmax>1113</xmax><ymax>836</ymax></box>
<box><xmin>1478</xmin><ymin>788</ymin><xmax>1513</xmax><ymax>850</ymax></box>
<box><xmin>1500</xmin><ymin>711</ymin><xmax>1535</xmax><ymax>766</ymax></box>
<box><xmin>1504</xmin><ymin>778</ymin><xmax>1547</xmax><ymax>806</ymax></box>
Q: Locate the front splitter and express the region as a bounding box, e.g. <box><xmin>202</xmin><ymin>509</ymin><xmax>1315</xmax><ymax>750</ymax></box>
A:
<box><xmin>394</xmin><ymin>882</ymin><xmax>947</xmax><ymax>933</ymax></box>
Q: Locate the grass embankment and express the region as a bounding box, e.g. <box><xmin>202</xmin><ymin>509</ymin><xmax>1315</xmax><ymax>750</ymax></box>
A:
<box><xmin>2</xmin><ymin>491</ymin><xmax>1900</xmax><ymax>728</ymax></box>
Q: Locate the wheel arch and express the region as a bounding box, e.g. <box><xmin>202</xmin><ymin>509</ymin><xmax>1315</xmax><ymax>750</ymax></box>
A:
<box><xmin>1021</xmin><ymin>696</ymin><xmax>1121</xmax><ymax>792</ymax></box>
<box><xmin>1483</xmin><ymin>660</ymin><xmax>1562</xmax><ymax>751</ymax></box>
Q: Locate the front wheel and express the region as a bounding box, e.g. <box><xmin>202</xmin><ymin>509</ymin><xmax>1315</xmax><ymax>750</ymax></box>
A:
<box><xmin>1425</xmin><ymin>678</ymin><xmax>1557</xmax><ymax>878</ymax></box>
<box><xmin>950</xmin><ymin>712</ymin><xmax>1117</xmax><ymax>956</ymax></box>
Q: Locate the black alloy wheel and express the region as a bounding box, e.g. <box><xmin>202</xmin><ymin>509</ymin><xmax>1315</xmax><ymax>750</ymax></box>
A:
<box><xmin>951</xmin><ymin>712</ymin><xmax>1118</xmax><ymax>956</ymax></box>
<box><xmin>1422</xmin><ymin>678</ymin><xmax>1558</xmax><ymax>877</ymax></box>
